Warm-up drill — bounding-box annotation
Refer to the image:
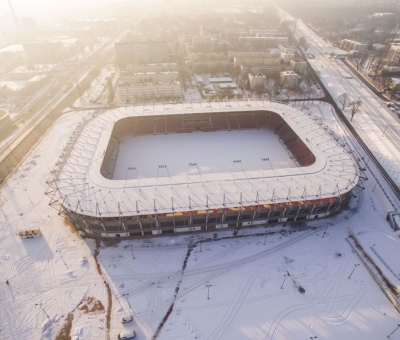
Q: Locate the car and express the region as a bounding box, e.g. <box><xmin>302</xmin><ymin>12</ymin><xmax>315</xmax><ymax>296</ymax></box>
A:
<box><xmin>117</xmin><ymin>329</ymin><xmax>136</xmax><ymax>339</ymax></box>
<box><xmin>121</xmin><ymin>315</ymin><xmax>133</xmax><ymax>323</ymax></box>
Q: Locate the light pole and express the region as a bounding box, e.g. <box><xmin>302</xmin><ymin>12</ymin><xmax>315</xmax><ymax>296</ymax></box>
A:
<box><xmin>281</xmin><ymin>274</ymin><xmax>287</xmax><ymax>289</ymax></box>
<box><xmin>200</xmin><ymin>238</ymin><xmax>202</xmax><ymax>253</ymax></box>
<box><xmin>206</xmin><ymin>284</ymin><xmax>212</xmax><ymax>299</ymax></box>
<box><xmin>322</xmin><ymin>225</ymin><xmax>329</xmax><ymax>238</ymax></box>
<box><xmin>122</xmin><ymin>293</ymin><xmax>131</xmax><ymax>308</ymax></box>
<box><xmin>348</xmin><ymin>264</ymin><xmax>360</xmax><ymax>279</ymax></box>
<box><xmin>35</xmin><ymin>303</ymin><xmax>49</xmax><ymax>318</ymax></box>
<box><xmin>263</xmin><ymin>232</ymin><xmax>268</xmax><ymax>245</ymax></box>
<box><xmin>310</xmin><ymin>337</ymin><xmax>318</xmax><ymax>339</ymax></box>
<box><xmin>56</xmin><ymin>250</ymin><xmax>67</xmax><ymax>267</ymax></box>
<box><xmin>130</xmin><ymin>244</ymin><xmax>135</xmax><ymax>259</ymax></box>
<box><xmin>387</xmin><ymin>324</ymin><xmax>400</xmax><ymax>338</ymax></box>
<box><xmin>382</xmin><ymin>124</ymin><xmax>389</xmax><ymax>137</ymax></box>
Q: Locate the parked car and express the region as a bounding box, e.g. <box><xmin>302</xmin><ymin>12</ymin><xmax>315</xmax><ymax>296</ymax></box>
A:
<box><xmin>121</xmin><ymin>315</ymin><xmax>133</xmax><ymax>323</ymax></box>
<box><xmin>117</xmin><ymin>329</ymin><xmax>136</xmax><ymax>339</ymax></box>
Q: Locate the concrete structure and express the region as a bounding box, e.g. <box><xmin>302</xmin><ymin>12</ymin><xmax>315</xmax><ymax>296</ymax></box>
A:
<box><xmin>0</xmin><ymin>45</ymin><xmax>25</xmax><ymax>68</ymax></box>
<box><xmin>120</xmin><ymin>71</ymin><xmax>179</xmax><ymax>84</ymax></box>
<box><xmin>248</xmin><ymin>73</ymin><xmax>266</xmax><ymax>90</ymax></box>
<box><xmin>229</xmin><ymin>49</ymin><xmax>282</xmax><ymax>67</ymax></box>
<box><xmin>116</xmin><ymin>81</ymin><xmax>181</xmax><ymax>103</ymax></box>
<box><xmin>125</xmin><ymin>63</ymin><xmax>178</xmax><ymax>73</ymax></box>
<box><xmin>280</xmin><ymin>71</ymin><xmax>300</xmax><ymax>88</ymax></box>
<box><xmin>115</xmin><ymin>40</ymin><xmax>169</xmax><ymax>68</ymax></box>
<box><xmin>281</xmin><ymin>52</ymin><xmax>295</xmax><ymax>64</ymax></box>
<box><xmin>209</xmin><ymin>77</ymin><xmax>233</xmax><ymax>84</ymax></box>
<box><xmin>46</xmin><ymin>101</ymin><xmax>359</xmax><ymax>238</ymax></box>
<box><xmin>278</xmin><ymin>44</ymin><xmax>295</xmax><ymax>54</ymax></box>
<box><xmin>385</xmin><ymin>44</ymin><xmax>400</xmax><ymax>64</ymax></box>
<box><xmin>193</xmin><ymin>36</ymin><xmax>217</xmax><ymax>52</ymax></box>
<box><xmin>340</xmin><ymin>39</ymin><xmax>366</xmax><ymax>53</ymax></box>
<box><xmin>290</xmin><ymin>59</ymin><xmax>307</xmax><ymax>75</ymax></box>
<box><xmin>190</xmin><ymin>53</ymin><xmax>230</xmax><ymax>71</ymax></box>
<box><xmin>239</xmin><ymin>36</ymin><xmax>289</xmax><ymax>48</ymax></box>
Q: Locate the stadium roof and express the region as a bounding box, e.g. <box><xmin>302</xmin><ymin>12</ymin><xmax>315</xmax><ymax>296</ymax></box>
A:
<box><xmin>48</xmin><ymin>101</ymin><xmax>359</xmax><ymax>218</ymax></box>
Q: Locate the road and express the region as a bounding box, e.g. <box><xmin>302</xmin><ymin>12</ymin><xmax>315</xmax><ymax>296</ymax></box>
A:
<box><xmin>0</xmin><ymin>28</ymin><xmax>129</xmax><ymax>166</ymax></box>
<box><xmin>0</xmin><ymin>28</ymin><xmax>130</xmax><ymax>182</ymax></box>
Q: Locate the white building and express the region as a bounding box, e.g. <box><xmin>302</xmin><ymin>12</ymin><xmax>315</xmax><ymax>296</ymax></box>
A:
<box><xmin>340</xmin><ymin>39</ymin><xmax>366</xmax><ymax>52</ymax></box>
<box><xmin>385</xmin><ymin>44</ymin><xmax>400</xmax><ymax>64</ymax></box>
<box><xmin>281</xmin><ymin>52</ymin><xmax>295</xmax><ymax>64</ymax></box>
<box><xmin>125</xmin><ymin>63</ymin><xmax>178</xmax><ymax>73</ymax></box>
<box><xmin>229</xmin><ymin>49</ymin><xmax>282</xmax><ymax>67</ymax></box>
<box><xmin>116</xmin><ymin>82</ymin><xmax>181</xmax><ymax>103</ymax></box>
<box><xmin>248</xmin><ymin>73</ymin><xmax>266</xmax><ymax>90</ymax></box>
<box><xmin>290</xmin><ymin>59</ymin><xmax>307</xmax><ymax>75</ymax></box>
<box><xmin>278</xmin><ymin>44</ymin><xmax>295</xmax><ymax>54</ymax></box>
<box><xmin>279</xmin><ymin>71</ymin><xmax>300</xmax><ymax>88</ymax></box>
<box><xmin>120</xmin><ymin>71</ymin><xmax>179</xmax><ymax>84</ymax></box>
<box><xmin>190</xmin><ymin>53</ymin><xmax>230</xmax><ymax>70</ymax></box>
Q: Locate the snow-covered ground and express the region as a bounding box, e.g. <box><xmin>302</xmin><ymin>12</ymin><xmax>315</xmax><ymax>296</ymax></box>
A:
<box><xmin>74</xmin><ymin>65</ymin><xmax>119</xmax><ymax>107</ymax></box>
<box><xmin>113</xmin><ymin>130</ymin><xmax>297</xmax><ymax>180</ymax></box>
<box><xmin>1</xmin><ymin>101</ymin><xmax>400</xmax><ymax>339</ymax></box>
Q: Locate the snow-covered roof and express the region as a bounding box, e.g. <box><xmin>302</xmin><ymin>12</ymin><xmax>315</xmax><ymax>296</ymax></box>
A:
<box><xmin>49</xmin><ymin>101</ymin><xmax>359</xmax><ymax>218</ymax></box>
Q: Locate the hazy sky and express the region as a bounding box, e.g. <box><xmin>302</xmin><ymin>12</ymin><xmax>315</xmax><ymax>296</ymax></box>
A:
<box><xmin>1</xmin><ymin>0</ymin><xmax>139</xmax><ymax>19</ymax></box>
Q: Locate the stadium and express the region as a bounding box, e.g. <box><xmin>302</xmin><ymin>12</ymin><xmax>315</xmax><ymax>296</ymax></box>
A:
<box><xmin>46</xmin><ymin>101</ymin><xmax>360</xmax><ymax>238</ymax></box>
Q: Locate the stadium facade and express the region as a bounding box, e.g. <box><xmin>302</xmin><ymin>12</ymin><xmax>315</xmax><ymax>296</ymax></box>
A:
<box><xmin>46</xmin><ymin>101</ymin><xmax>361</xmax><ymax>238</ymax></box>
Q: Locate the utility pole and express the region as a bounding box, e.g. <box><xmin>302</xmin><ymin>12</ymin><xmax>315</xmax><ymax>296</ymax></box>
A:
<box><xmin>35</xmin><ymin>303</ymin><xmax>49</xmax><ymax>318</ymax></box>
<box><xmin>280</xmin><ymin>274</ymin><xmax>287</xmax><ymax>289</ymax></box>
<box><xmin>130</xmin><ymin>244</ymin><xmax>135</xmax><ymax>259</ymax></box>
<box><xmin>206</xmin><ymin>284</ymin><xmax>212</xmax><ymax>299</ymax></box>
<box><xmin>348</xmin><ymin>264</ymin><xmax>360</xmax><ymax>279</ymax></box>
<box><xmin>387</xmin><ymin>324</ymin><xmax>400</xmax><ymax>338</ymax></box>
<box><xmin>56</xmin><ymin>250</ymin><xmax>67</xmax><ymax>267</ymax></box>
<box><xmin>122</xmin><ymin>293</ymin><xmax>131</xmax><ymax>308</ymax></box>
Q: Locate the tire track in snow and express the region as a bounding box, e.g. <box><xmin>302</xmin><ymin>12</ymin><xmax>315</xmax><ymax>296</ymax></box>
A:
<box><xmin>208</xmin><ymin>264</ymin><xmax>261</xmax><ymax>340</ymax></box>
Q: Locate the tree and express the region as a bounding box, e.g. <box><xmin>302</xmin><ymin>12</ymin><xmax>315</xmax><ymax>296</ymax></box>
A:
<box><xmin>265</xmin><ymin>79</ymin><xmax>275</xmax><ymax>100</ymax></box>
<box><xmin>338</xmin><ymin>92</ymin><xmax>350</xmax><ymax>110</ymax></box>
<box><xmin>302</xmin><ymin>69</ymin><xmax>314</xmax><ymax>90</ymax></box>
<box><xmin>385</xmin><ymin>78</ymin><xmax>396</xmax><ymax>91</ymax></box>
<box><xmin>298</xmin><ymin>36</ymin><xmax>309</xmax><ymax>52</ymax></box>
<box><xmin>350</xmin><ymin>100</ymin><xmax>362</xmax><ymax>121</ymax></box>
<box><xmin>254</xmin><ymin>83</ymin><xmax>265</xmax><ymax>98</ymax></box>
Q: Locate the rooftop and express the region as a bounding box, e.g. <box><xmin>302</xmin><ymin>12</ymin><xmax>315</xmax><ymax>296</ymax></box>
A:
<box><xmin>48</xmin><ymin>101</ymin><xmax>359</xmax><ymax>218</ymax></box>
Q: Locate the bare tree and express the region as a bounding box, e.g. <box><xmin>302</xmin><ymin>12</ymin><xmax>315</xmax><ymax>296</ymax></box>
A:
<box><xmin>254</xmin><ymin>83</ymin><xmax>265</xmax><ymax>98</ymax></box>
<box><xmin>303</xmin><ymin>69</ymin><xmax>313</xmax><ymax>90</ymax></box>
<box><xmin>350</xmin><ymin>100</ymin><xmax>362</xmax><ymax>121</ymax></box>
<box><xmin>338</xmin><ymin>92</ymin><xmax>350</xmax><ymax>110</ymax></box>
<box><xmin>265</xmin><ymin>78</ymin><xmax>275</xmax><ymax>100</ymax></box>
<box><xmin>298</xmin><ymin>36</ymin><xmax>309</xmax><ymax>52</ymax></box>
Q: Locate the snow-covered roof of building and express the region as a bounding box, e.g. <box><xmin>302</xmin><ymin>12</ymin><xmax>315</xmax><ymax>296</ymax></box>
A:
<box><xmin>48</xmin><ymin>101</ymin><xmax>359</xmax><ymax>218</ymax></box>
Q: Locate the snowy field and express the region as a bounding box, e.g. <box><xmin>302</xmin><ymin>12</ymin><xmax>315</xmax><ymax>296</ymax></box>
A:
<box><xmin>2</xmin><ymin>103</ymin><xmax>400</xmax><ymax>339</ymax></box>
<box><xmin>113</xmin><ymin>129</ymin><xmax>296</xmax><ymax>180</ymax></box>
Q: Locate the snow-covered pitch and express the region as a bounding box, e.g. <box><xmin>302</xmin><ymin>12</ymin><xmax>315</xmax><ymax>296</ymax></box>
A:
<box><xmin>47</xmin><ymin>101</ymin><xmax>359</xmax><ymax>219</ymax></box>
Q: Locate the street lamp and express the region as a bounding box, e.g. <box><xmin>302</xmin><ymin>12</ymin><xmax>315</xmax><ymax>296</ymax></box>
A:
<box><xmin>281</xmin><ymin>274</ymin><xmax>287</xmax><ymax>290</ymax></box>
<box><xmin>206</xmin><ymin>284</ymin><xmax>212</xmax><ymax>299</ymax></box>
<box><xmin>322</xmin><ymin>225</ymin><xmax>329</xmax><ymax>238</ymax></box>
<box><xmin>387</xmin><ymin>324</ymin><xmax>400</xmax><ymax>338</ymax></box>
<box><xmin>348</xmin><ymin>264</ymin><xmax>360</xmax><ymax>279</ymax></box>
<box><xmin>122</xmin><ymin>293</ymin><xmax>131</xmax><ymax>308</ymax></box>
<box><xmin>35</xmin><ymin>303</ymin><xmax>49</xmax><ymax>318</ymax></box>
<box><xmin>130</xmin><ymin>244</ymin><xmax>135</xmax><ymax>259</ymax></box>
<box><xmin>56</xmin><ymin>250</ymin><xmax>67</xmax><ymax>267</ymax></box>
<box><xmin>263</xmin><ymin>232</ymin><xmax>268</xmax><ymax>245</ymax></box>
